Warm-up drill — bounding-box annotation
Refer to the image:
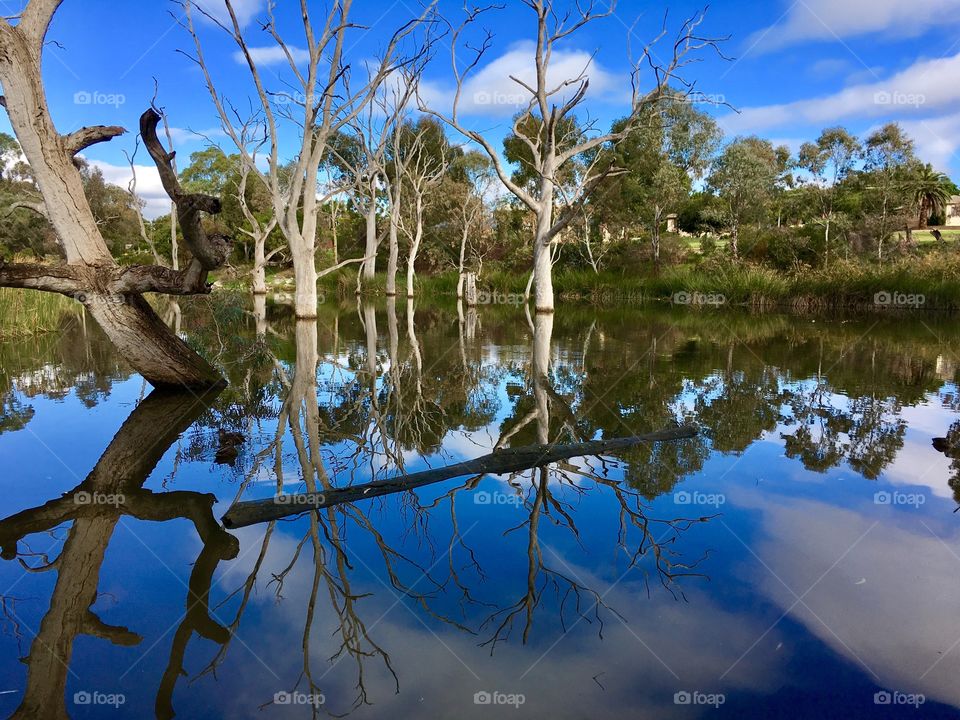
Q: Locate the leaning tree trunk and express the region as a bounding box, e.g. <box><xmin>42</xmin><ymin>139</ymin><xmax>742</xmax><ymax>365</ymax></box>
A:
<box><xmin>0</xmin><ymin>10</ymin><xmax>225</xmax><ymax>388</ymax></box>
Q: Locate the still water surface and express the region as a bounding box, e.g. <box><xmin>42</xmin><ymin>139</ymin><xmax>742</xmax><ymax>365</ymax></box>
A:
<box><xmin>0</xmin><ymin>297</ymin><xmax>958</xmax><ymax>718</ymax></box>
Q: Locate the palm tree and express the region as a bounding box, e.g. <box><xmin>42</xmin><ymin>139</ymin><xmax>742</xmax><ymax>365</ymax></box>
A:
<box><xmin>910</xmin><ymin>163</ymin><xmax>954</xmax><ymax>228</ymax></box>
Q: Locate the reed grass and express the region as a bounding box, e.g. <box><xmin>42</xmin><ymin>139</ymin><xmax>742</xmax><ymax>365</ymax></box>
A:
<box><xmin>0</xmin><ymin>288</ymin><xmax>82</xmax><ymax>338</ymax></box>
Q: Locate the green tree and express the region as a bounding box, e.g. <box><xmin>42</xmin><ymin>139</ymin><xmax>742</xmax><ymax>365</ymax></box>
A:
<box><xmin>603</xmin><ymin>96</ymin><xmax>720</xmax><ymax>265</ymax></box>
<box><xmin>797</xmin><ymin>127</ymin><xmax>860</xmax><ymax>265</ymax></box>
<box><xmin>707</xmin><ymin>137</ymin><xmax>790</xmax><ymax>258</ymax></box>
<box><xmin>860</xmin><ymin>123</ymin><xmax>914</xmax><ymax>260</ymax></box>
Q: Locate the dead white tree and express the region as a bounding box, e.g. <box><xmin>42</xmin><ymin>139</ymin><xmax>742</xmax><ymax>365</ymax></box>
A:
<box><xmin>326</xmin><ymin>73</ymin><xmax>414</xmax><ymax>296</ymax></box>
<box><xmin>454</xmin><ymin>155</ymin><xmax>494</xmax><ymax>299</ymax></box>
<box><xmin>230</xmin><ymin>119</ymin><xmax>280</xmax><ymax>295</ymax></box>
<box><xmin>0</xmin><ymin>0</ymin><xmax>228</xmax><ymax>387</ymax></box>
<box><xmin>123</xmin><ymin>140</ymin><xmax>166</xmax><ymax>267</ymax></box>
<box><xmin>421</xmin><ymin>0</ymin><xmax>724</xmax><ymax>312</ymax></box>
<box><xmin>180</xmin><ymin>0</ymin><xmax>437</xmax><ymax>317</ymax></box>
<box><xmin>397</xmin><ymin>121</ymin><xmax>448</xmax><ymax>299</ymax></box>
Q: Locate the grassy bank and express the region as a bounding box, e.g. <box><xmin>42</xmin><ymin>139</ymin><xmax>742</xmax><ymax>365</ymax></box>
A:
<box><xmin>0</xmin><ymin>288</ymin><xmax>83</xmax><ymax>338</ymax></box>
<box><xmin>279</xmin><ymin>253</ymin><xmax>960</xmax><ymax>311</ymax></box>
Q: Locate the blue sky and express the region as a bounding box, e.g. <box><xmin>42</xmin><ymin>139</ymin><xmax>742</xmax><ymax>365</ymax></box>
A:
<box><xmin>3</xmin><ymin>0</ymin><xmax>960</xmax><ymax>216</ymax></box>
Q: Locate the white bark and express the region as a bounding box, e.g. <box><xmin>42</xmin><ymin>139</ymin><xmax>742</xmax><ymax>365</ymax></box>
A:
<box><xmin>183</xmin><ymin>0</ymin><xmax>435</xmax><ymax>314</ymax></box>
<box><xmin>421</xmin><ymin>1</ymin><xmax>721</xmax><ymax>313</ymax></box>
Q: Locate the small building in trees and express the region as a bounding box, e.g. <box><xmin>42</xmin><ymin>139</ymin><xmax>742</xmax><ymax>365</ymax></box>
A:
<box><xmin>944</xmin><ymin>196</ymin><xmax>960</xmax><ymax>226</ymax></box>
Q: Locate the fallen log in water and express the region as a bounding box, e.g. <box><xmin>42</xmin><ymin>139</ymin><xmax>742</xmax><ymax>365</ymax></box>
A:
<box><xmin>222</xmin><ymin>425</ymin><xmax>698</xmax><ymax>529</ymax></box>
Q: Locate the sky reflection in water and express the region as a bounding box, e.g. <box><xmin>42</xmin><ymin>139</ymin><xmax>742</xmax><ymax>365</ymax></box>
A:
<box><xmin>0</xmin><ymin>298</ymin><xmax>958</xmax><ymax>719</ymax></box>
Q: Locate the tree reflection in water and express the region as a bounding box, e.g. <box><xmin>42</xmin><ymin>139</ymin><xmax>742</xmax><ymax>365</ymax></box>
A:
<box><xmin>0</xmin><ymin>296</ymin><xmax>957</xmax><ymax>717</ymax></box>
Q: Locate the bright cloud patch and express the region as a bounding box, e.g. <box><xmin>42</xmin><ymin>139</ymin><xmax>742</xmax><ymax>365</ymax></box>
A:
<box><xmin>748</xmin><ymin>0</ymin><xmax>959</xmax><ymax>52</ymax></box>
<box><xmin>194</xmin><ymin>0</ymin><xmax>263</xmax><ymax>29</ymax></box>
<box><xmin>234</xmin><ymin>45</ymin><xmax>310</xmax><ymax>66</ymax></box>
<box><xmin>720</xmin><ymin>51</ymin><xmax>960</xmax><ymax>134</ymax></box>
<box><xmin>85</xmin><ymin>159</ymin><xmax>170</xmax><ymax>220</ymax></box>
<box><xmin>420</xmin><ymin>40</ymin><xmax>623</xmax><ymax>118</ymax></box>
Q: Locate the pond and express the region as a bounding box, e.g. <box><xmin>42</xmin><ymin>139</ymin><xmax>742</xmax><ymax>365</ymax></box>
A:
<box><xmin>0</xmin><ymin>295</ymin><xmax>958</xmax><ymax>719</ymax></box>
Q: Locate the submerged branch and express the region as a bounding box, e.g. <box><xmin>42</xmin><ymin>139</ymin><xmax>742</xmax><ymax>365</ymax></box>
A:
<box><xmin>222</xmin><ymin>425</ymin><xmax>699</xmax><ymax>528</ymax></box>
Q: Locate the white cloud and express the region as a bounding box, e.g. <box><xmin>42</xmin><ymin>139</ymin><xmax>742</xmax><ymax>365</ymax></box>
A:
<box><xmin>166</xmin><ymin>126</ymin><xmax>227</xmax><ymax>145</ymax></box>
<box><xmin>84</xmin><ymin>159</ymin><xmax>171</xmax><ymax>220</ymax></box>
<box><xmin>719</xmin><ymin>51</ymin><xmax>960</xmax><ymax>135</ymax></box>
<box><xmin>748</xmin><ymin>0</ymin><xmax>959</xmax><ymax>52</ymax></box>
<box><xmin>194</xmin><ymin>0</ymin><xmax>263</xmax><ymax>29</ymax></box>
<box><xmin>894</xmin><ymin>112</ymin><xmax>960</xmax><ymax>174</ymax></box>
<box><xmin>234</xmin><ymin>45</ymin><xmax>310</xmax><ymax>66</ymax></box>
<box><xmin>420</xmin><ymin>41</ymin><xmax>624</xmax><ymax>118</ymax></box>
<box><xmin>745</xmin><ymin>495</ymin><xmax>960</xmax><ymax>709</ymax></box>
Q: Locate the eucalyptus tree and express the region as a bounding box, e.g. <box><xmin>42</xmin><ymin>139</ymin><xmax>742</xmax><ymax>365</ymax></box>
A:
<box><xmin>451</xmin><ymin>152</ymin><xmax>495</xmax><ymax>297</ymax></box>
<box><xmin>0</xmin><ymin>132</ymin><xmax>19</xmax><ymax>182</ymax></box>
<box><xmin>422</xmin><ymin>0</ymin><xmax>724</xmax><ymax>312</ymax></box>
<box><xmin>860</xmin><ymin>123</ymin><xmax>914</xmax><ymax>261</ymax></box>
<box><xmin>0</xmin><ymin>0</ymin><xmax>229</xmax><ymax>387</ymax></box>
<box><xmin>181</xmin><ymin>0</ymin><xmax>437</xmax><ymax>317</ymax></box>
<box><xmin>797</xmin><ymin>127</ymin><xmax>860</xmax><ymax>264</ymax></box>
<box><xmin>395</xmin><ymin>118</ymin><xmax>453</xmax><ymax>298</ymax></box>
<box><xmin>708</xmin><ymin>137</ymin><xmax>790</xmax><ymax>258</ymax></box>
<box><xmin>602</xmin><ymin>94</ymin><xmax>720</xmax><ymax>265</ymax></box>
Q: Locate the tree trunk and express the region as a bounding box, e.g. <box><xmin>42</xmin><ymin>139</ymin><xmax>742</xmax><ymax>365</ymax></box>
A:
<box><xmin>252</xmin><ymin>239</ymin><xmax>267</xmax><ymax>294</ymax></box>
<box><xmin>0</xmin><ymin>26</ymin><xmax>223</xmax><ymax>389</ymax></box>
<box><xmin>222</xmin><ymin>424</ymin><xmax>699</xmax><ymax>527</ymax></box>
<box><xmin>253</xmin><ymin>292</ymin><xmax>267</xmax><ymax>337</ymax></box>
<box><xmin>290</xmin><ymin>237</ymin><xmax>318</xmax><ymax>318</ymax></box>
<box><xmin>652</xmin><ymin>204</ymin><xmax>662</xmax><ymax>268</ymax></box>
<box><xmin>89</xmin><ymin>297</ymin><xmax>222</xmax><ymax>387</ymax></box>
<box><xmin>824</xmin><ymin>214</ymin><xmax>831</xmax><ymax>266</ymax></box>
<box><xmin>464</xmin><ymin>272</ymin><xmax>478</xmax><ymax>307</ymax></box>
<box><xmin>533</xmin><ymin>312</ymin><xmax>553</xmax><ymax>444</ymax></box>
<box><xmin>457</xmin><ymin>222</ymin><xmax>468</xmax><ymax>298</ymax></box>
<box><xmin>531</xmin><ymin>168</ymin><xmax>556</xmax><ymax>313</ymax></box>
<box><xmin>361</xmin><ymin>191</ymin><xmax>378</xmax><ymax>284</ymax></box>
<box><xmin>406</xmin><ymin>196</ymin><xmax>423</xmax><ymax>299</ymax></box>
<box><xmin>386</xmin><ymin>208</ymin><xmax>400</xmax><ymax>296</ymax></box>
